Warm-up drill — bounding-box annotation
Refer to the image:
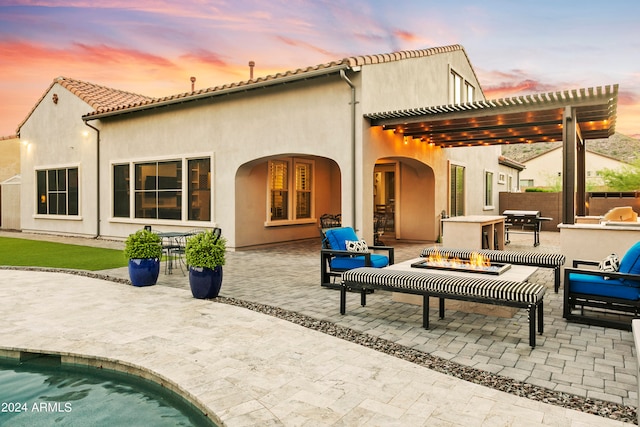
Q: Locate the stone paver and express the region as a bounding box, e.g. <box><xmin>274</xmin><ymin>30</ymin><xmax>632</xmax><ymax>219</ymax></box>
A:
<box><xmin>0</xmin><ymin>269</ymin><xmax>632</xmax><ymax>426</ymax></box>
<box><xmin>0</xmin><ymin>229</ymin><xmax>637</xmax><ymax>425</ymax></box>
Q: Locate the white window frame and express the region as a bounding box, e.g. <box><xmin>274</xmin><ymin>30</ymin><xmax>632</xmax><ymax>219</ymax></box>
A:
<box><xmin>34</xmin><ymin>163</ymin><xmax>82</xmax><ymax>220</ymax></box>
<box><xmin>450</xmin><ymin>70</ymin><xmax>463</xmax><ymax>105</ymax></box>
<box><xmin>466</xmin><ymin>82</ymin><xmax>475</xmax><ymax>103</ymax></box>
<box><xmin>109</xmin><ymin>153</ymin><xmax>213</xmax><ymax>226</ymax></box>
<box><xmin>266</xmin><ymin>157</ymin><xmax>316</xmax><ymax>226</ymax></box>
<box><xmin>507</xmin><ymin>174</ymin><xmax>515</xmax><ymax>192</ymax></box>
<box><xmin>484</xmin><ymin>170</ymin><xmax>495</xmax><ymax>210</ymax></box>
<box><xmin>449</xmin><ymin>161</ymin><xmax>466</xmax><ymax>217</ymax></box>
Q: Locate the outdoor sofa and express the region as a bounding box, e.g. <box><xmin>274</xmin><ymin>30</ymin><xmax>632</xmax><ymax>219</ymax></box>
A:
<box><xmin>564</xmin><ymin>241</ymin><xmax>640</xmax><ymax>329</ymax></box>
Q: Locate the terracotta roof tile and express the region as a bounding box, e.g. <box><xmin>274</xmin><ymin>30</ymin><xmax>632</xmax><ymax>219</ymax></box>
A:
<box><xmin>56</xmin><ymin>77</ymin><xmax>155</xmax><ymax>110</ymax></box>
<box><xmin>16</xmin><ymin>77</ymin><xmax>155</xmax><ymax>133</ymax></box>
<box><xmin>85</xmin><ymin>45</ymin><xmax>466</xmax><ymax>119</ymax></box>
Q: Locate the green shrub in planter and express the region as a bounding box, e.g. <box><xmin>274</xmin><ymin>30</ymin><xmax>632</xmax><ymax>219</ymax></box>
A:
<box><xmin>124</xmin><ymin>229</ymin><xmax>162</xmax><ymax>260</ymax></box>
<box><xmin>185</xmin><ymin>231</ymin><xmax>226</xmax><ymax>269</ymax></box>
<box><xmin>124</xmin><ymin>229</ymin><xmax>162</xmax><ymax>287</ymax></box>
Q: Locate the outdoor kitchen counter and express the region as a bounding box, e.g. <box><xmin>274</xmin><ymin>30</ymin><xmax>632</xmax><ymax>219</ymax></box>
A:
<box><xmin>560</xmin><ymin>221</ymin><xmax>640</xmax><ymax>269</ymax></box>
<box><xmin>442</xmin><ymin>215</ymin><xmax>506</xmax><ymax>251</ymax></box>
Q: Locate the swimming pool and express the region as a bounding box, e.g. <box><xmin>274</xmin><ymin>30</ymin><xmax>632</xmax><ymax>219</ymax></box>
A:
<box><xmin>0</xmin><ymin>354</ymin><xmax>217</xmax><ymax>426</ymax></box>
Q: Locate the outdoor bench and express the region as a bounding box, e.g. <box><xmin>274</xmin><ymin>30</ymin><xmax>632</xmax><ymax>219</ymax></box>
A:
<box><xmin>341</xmin><ymin>267</ymin><xmax>546</xmax><ymax>348</ymax></box>
<box><xmin>421</xmin><ymin>247</ymin><xmax>566</xmax><ymax>293</ymax></box>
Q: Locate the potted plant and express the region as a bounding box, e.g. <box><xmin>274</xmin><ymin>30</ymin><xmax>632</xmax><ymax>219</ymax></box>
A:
<box><xmin>185</xmin><ymin>230</ymin><xmax>226</xmax><ymax>299</ymax></box>
<box><xmin>124</xmin><ymin>229</ymin><xmax>162</xmax><ymax>287</ymax></box>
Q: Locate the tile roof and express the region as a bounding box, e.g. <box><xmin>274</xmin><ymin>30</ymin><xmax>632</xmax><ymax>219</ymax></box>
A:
<box><xmin>84</xmin><ymin>44</ymin><xmax>467</xmax><ymax>119</ymax></box>
<box><xmin>17</xmin><ymin>77</ymin><xmax>155</xmax><ymax>132</ymax></box>
<box><xmin>56</xmin><ymin>77</ymin><xmax>155</xmax><ymax>111</ymax></box>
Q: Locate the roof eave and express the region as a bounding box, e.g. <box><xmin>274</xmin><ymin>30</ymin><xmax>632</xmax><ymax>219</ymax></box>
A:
<box><xmin>84</xmin><ymin>63</ymin><xmax>352</xmax><ymax>122</ymax></box>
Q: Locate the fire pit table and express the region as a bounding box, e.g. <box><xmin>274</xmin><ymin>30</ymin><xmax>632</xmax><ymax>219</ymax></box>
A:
<box><xmin>340</xmin><ymin>258</ymin><xmax>545</xmax><ymax>347</ymax></box>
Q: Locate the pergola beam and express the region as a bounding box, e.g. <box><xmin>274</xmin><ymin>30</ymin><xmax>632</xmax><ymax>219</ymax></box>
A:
<box><xmin>366</xmin><ymin>85</ymin><xmax>618</xmax><ymax>225</ymax></box>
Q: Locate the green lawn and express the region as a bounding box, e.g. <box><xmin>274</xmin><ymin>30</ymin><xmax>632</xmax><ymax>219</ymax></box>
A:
<box><xmin>0</xmin><ymin>237</ymin><xmax>128</xmax><ymax>271</ymax></box>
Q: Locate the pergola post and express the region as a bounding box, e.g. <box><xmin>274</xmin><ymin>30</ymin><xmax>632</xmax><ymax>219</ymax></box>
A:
<box><xmin>562</xmin><ymin>107</ymin><xmax>576</xmax><ymax>224</ymax></box>
<box><xmin>576</xmin><ymin>132</ymin><xmax>586</xmax><ymax>216</ymax></box>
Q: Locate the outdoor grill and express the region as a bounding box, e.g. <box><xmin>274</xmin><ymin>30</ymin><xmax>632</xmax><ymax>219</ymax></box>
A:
<box><xmin>503</xmin><ymin>210</ymin><xmax>552</xmax><ymax>247</ymax></box>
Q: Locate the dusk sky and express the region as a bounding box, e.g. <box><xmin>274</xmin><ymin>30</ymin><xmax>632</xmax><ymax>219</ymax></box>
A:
<box><xmin>1</xmin><ymin>1</ymin><xmax>639</xmax><ymax>137</ymax></box>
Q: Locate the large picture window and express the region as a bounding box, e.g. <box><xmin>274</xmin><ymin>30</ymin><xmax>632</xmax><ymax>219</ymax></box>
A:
<box><xmin>268</xmin><ymin>158</ymin><xmax>314</xmax><ymax>223</ymax></box>
<box><xmin>36</xmin><ymin>167</ymin><xmax>78</xmax><ymax>216</ymax></box>
<box><xmin>112</xmin><ymin>157</ymin><xmax>211</xmax><ymax>222</ymax></box>
<box><xmin>450</xmin><ymin>164</ymin><xmax>465</xmax><ymax>217</ymax></box>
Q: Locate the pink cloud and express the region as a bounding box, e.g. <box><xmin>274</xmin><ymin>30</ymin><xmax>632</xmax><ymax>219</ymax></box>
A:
<box><xmin>179</xmin><ymin>49</ymin><xmax>227</xmax><ymax>68</ymax></box>
<box><xmin>393</xmin><ymin>30</ymin><xmax>419</xmax><ymax>43</ymax></box>
<box><xmin>274</xmin><ymin>36</ymin><xmax>341</xmax><ymax>58</ymax></box>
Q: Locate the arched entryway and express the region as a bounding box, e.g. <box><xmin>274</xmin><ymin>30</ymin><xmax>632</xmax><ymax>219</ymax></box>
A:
<box><xmin>374</xmin><ymin>157</ymin><xmax>436</xmax><ymax>242</ymax></box>
<box><xmin>235</xmin><ymin>154</ymin><xmax>341</xmax><ymax>248</ymax></box>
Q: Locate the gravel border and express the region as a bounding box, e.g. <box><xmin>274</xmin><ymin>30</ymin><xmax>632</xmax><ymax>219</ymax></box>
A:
<box><xmin>3</xmin><ymin>266</ymin><xmax>637</xmax><ymax>424</ymax></box>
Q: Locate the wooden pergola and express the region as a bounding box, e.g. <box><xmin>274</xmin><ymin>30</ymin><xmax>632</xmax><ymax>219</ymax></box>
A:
<box><xmin>365</xmin><ymin>85</ymin><xmax>619</xmax><ymax>224</ymax></box>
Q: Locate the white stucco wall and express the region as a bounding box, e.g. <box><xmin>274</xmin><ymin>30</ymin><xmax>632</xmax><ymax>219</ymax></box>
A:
<box><xmin>96</xmin><ymin>77</ymin><xmax>356</xmax><ymax>246</ymax></box>
<box><xmin>18</xmin><ymin>47</ymin><xmax>504</xmax><ymax>248</ymax></box>
<box><xmin>358</xmin><ymin>49</ymin><xmax>499</xmax><ymax>240</ymax></box>
<box><xmin>19</xmin><ymin>83</ymin><xmax>98</xmax><ymax>237</ymax></box>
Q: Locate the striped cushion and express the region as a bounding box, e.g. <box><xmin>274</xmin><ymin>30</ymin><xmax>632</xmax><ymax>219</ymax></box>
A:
<box><xmin>420</xmin><ymin>247</ymin><xmax>565</xmax><ymax>268</ymax></box>
<box><xmin>342</xmin><ymin>267</ymin><xmax>545</xmax><ymax>304</ymax></box>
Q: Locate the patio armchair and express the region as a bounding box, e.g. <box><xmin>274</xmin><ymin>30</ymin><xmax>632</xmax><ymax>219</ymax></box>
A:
<box><xmin>320</xmin><ymin>226</ymin><xmax>394</xmax><ymax>288</ymax></box>
<box><xmin>564</xmin><ymin>241</ymin><xmax>640</xmax><ymax>329</ymax></box>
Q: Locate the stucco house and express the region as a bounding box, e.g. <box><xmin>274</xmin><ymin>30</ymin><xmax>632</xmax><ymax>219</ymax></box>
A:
<box><xmin>16</xmin><ymin>44</ymin><xmax>617</xmax><ymax>249</ymax></box>
<box><xmin>519</xmin><ymin>146</ymin><xmax>629</xmax><ymax>190</ymax></box>
<box><xmin>0</xmin><ymin>135</ymin><xmax>21</xmax><ymax>229</ymax></box>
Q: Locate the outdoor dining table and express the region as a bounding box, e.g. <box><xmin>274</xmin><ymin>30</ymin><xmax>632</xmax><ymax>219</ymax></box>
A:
<box><xmin>156</xmin><ymin>231</ymin><xmax>194</xmax><ymax>274</ymax></box>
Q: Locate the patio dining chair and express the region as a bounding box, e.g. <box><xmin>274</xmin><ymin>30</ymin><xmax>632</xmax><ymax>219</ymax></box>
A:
<box><xmin>319</xmin><ymin>213</ymin><xmax>342</xmax><ymax>230</ymax></box>
<box><xmin>320</xmin><ymin>226</ymin><xmax>394</xmax><ymax>288</ymax></box>
<box><xmin>373</xmin><ymin>212</ymin><xmax>387</xmax><ymax>246</ymax></box>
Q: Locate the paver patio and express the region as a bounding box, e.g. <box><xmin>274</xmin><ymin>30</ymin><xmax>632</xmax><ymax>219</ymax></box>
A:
<box><xmin>0</xmin><ymin>230</ymin><xmax>637</xmax><ymax>425</ymax></box>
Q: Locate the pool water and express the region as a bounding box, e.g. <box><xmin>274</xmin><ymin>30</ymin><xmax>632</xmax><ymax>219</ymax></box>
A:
<box><xmin>0</xmin><ymin>355</ymin><xmax>216</xmax><ymax>427</ymax></box>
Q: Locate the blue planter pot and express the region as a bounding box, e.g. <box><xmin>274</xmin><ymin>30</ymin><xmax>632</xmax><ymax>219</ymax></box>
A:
<box><xmin>189</xmin><ymin>266</ymin><xmax>223</xmax><ymax>299</ymax></box>
<box><xmin>128</xmin><ymin>258</ymin><xmax>160</xmax><ymax>287</ymax></box>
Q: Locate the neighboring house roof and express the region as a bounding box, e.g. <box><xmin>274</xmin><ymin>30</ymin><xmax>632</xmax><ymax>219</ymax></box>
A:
<box><xmin>84</xmin><ymin>44</ymin><xmax>475</xmax><ymax>120</ymax></box>
<box><xmin>498</xmin><ymin>156</ymin><xmax>525</xmax><ymax>171</ymax></box>
<box><xmin>17</xmin><ymin>77</ymin><xmax>155</xmax><ymax>133</ymax></box>
<box><xmin>522</xmin><ymin>145</ymin><xmax>631</xmax><ymax>164</ymax></box>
